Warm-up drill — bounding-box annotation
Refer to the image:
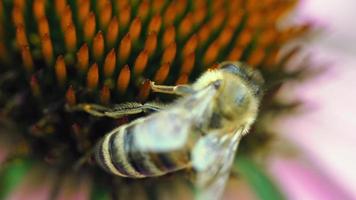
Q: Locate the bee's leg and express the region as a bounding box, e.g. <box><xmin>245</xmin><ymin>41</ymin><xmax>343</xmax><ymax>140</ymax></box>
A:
<box><xmin>67</xmin><ymin>103</ymin><xmax>120</xmax><ymax>117</ymax></box>
<box><xmin>140</xmin><ymin>102</ymin><xmax>166</xmax><ymax>112</ymax></box>
<box><xmin>73</xmin><ymin>148</ymin><xmax>95</xmax><ymax>171</ymax></box>
<box><xmin>67</xmin><ymin>102</ymin><xmax>166</xmax><ymax>118</ymax></box>
<box><xmin>150</xmin><ymin>81</ymin><xmax>195</xmax><ymax>96</ymax></box>
<box><xmin>104</xmin><ymin>102</ymin><xmax>166</xmax><ymax>118</ymax></box>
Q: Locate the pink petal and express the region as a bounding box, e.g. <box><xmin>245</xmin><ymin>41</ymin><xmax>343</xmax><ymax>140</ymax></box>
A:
<box><xmin>297</xmin><ymin>0</ymin><xmax>356</xmax><ymax>47</ymax></box>
<box><xmin>273</xmin><ymin>0</ymin><xmax>356</xmax><ymax>198</ymax></box>
<box><xmin>276</xmin><ymin>62</ymin><xmax>356</xmax><ymax>198</ymax></box>
<box><xmin>268</xmin><ymin>158</ymin><xmax>353</xmax><ymax>200</ymax></box>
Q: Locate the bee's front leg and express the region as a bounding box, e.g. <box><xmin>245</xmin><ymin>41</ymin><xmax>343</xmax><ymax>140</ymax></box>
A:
<box><xmin>150</xmin><ymin>81</ymin><xmax>195</xmax><ymax>96</ymax></box>
<box><xmin>67</xmin><ymin>102</ymin><xmax>166</xmax><ymax>118</ymax></box>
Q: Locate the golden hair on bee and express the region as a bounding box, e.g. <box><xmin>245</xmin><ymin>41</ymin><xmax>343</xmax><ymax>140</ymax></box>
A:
<box><xmin>192</xmin><ymin>61</ymin><xmax>263</xmax><ymax>134</ymax></box>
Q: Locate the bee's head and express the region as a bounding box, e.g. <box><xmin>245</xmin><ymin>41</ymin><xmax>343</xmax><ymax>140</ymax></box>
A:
<box><xmin>213</xmin><ymin>62</ymin><xmax>264</xmax><ymax>127</ymax></box>
<box><xmin>219</xmin><ymin>61</ymin><xmax>264</xmax><ymax>100</ymax></box>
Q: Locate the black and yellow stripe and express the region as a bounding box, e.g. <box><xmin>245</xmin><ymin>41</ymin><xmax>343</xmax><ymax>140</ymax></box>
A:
<box><xmin>95</xmin><ymin>121</ymin><xmax>190</xmax><ymax>178</ymax></box>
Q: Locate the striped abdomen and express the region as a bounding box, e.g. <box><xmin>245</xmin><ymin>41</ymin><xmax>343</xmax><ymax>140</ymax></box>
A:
<box><xmin>94</xmin><ymin>122</ymin><xmax>190</xmax><ymax>178</ymax></box>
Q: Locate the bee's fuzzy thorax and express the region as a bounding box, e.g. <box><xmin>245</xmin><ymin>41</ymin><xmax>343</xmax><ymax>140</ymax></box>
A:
<box><xmin>190</xmin><ymin>64</ymin><xmax>261</xmax><ymax>136</ymax></box>
<box><xmin>192</xmin><ymin>69</ymin><xmax>224</xmax><ymax>90</ymax></box>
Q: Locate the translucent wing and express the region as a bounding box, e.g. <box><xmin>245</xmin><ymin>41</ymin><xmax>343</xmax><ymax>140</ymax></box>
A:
<box><xmin>133</xmin><ymin>84</ymin><xmax>218</xmax><ymax>152</ymax></box>
<box><xmin>192</xmin><ymin>128</ymin><xmax>243</xmax><ymax>200</ymax></box>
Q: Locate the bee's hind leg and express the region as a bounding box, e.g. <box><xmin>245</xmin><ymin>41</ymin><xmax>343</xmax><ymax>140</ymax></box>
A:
<box><xmin>67</xmin><ymin>102</ymin><xmax>166</xmax><ymax>118</ymax></box>
<box><xmin>150</xmin><ymin>81</ymin><xmax>195</xmax><ymax>96</ymax></box>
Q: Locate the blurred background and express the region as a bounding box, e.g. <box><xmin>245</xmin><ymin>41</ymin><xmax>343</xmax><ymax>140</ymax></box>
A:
<box><xmin>1</xmin><ymin>0</ymin><xmax>356</xmax><ymax>199</ymax></box>
<box><xmin>267</xmin><ymin>0</ymin><xmax>356</xmax><ymax>199</ymax></box>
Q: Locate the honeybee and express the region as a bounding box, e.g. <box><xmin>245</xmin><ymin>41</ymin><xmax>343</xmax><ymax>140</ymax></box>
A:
<box><xmin>71</xmin><ymin>61</ymin><xmax>264</xmax><ymax>200</ymax></box>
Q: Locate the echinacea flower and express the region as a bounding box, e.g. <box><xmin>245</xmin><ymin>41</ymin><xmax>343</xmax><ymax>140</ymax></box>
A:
<box><xmin>0</xmin><ymin>0</ymin><xmax>314</xmax><ymax>199</ymax></box>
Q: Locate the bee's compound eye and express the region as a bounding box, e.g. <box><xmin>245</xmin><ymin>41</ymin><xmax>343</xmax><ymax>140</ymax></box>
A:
<box><xmin>220</xmin><ymin>63</ymin><xmax>239</xmax><ymax>72</ymax></box>
<box><xmin>220</xmin><ymin>63</ymin><xmax>248</xmax><ymax>79</ymax></box>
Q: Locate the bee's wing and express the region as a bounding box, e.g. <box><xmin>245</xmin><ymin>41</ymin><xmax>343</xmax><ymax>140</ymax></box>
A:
<box><xmin>133</xmin><ymin>84</ymin><xmax>218</xmax><ymax>152</ymax></box>
<box><xmin>192</xmin><ymin>129</ymin><xmax>243</xmax><ymax>200</ymax></box>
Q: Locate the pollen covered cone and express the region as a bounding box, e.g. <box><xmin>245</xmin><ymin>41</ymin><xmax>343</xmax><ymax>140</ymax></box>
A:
<box><xmin>0</xmin><ymin>0</ymin><xmax>311</xmax><ymax>199</ymax></box>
